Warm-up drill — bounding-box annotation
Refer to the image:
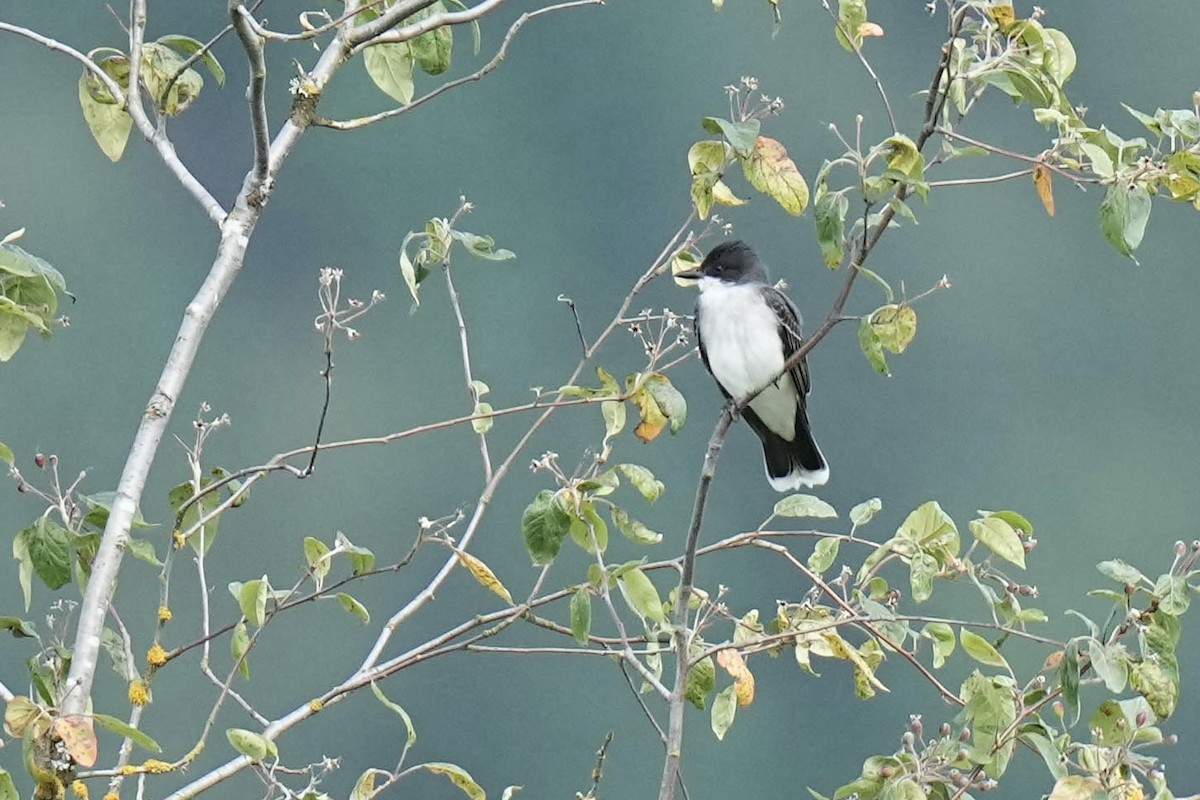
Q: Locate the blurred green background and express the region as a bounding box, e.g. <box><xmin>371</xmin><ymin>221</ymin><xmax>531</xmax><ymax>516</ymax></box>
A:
<box><xmin>2</xmin><ymin>1</ymin><xmax>1200</xmax><ymax>798</ymax></box>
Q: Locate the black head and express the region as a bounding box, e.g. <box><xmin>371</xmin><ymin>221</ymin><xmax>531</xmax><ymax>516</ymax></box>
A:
<box><xmin>680</xmin><ymin>240</ymin><xmax>769</xmax><ymax>284</ymax></box>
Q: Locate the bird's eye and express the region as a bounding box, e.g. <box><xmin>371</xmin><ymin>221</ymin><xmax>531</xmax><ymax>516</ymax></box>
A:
<box><xmin>713</xmin><ymin>262</ymin><xmax>724</xmax><ymax>273</ymax></box>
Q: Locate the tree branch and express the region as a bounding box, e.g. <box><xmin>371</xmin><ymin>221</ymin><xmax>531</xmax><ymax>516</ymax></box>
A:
<box><xmin>350</xmin><ymin>0</ymin><xmax>508</xmax><ymax>54</ymax></box>
<box><xmin>230</xmin><ymin>2</ymin><xmax>271</xmax><ymax>185</ymax></box>
<box><xmin>58</xmin><ymin>29</ymin><xmax>353</xmax><ymax>720</ymax></box>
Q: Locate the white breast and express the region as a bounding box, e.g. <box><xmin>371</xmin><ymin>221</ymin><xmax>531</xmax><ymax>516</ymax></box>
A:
<box><xmin>696</xmin><ymin>278</ymin><xmax>797</xmax><ymax>440</ymax></box>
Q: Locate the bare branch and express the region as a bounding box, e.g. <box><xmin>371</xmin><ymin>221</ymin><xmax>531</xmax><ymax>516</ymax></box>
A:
<box><xmin>315</xmin><ymin>0</ymin><xmax>602</xmax><ymax>131</ymax></box>
<box><xmin>230</xmin><ymin>3</ymin><xmax>271</xmax><ymax>184</ymax></box>
<box><xmin>351</xmin><ymin>0</ymin><xmax>508</xmax><ymax>54</ymax></box>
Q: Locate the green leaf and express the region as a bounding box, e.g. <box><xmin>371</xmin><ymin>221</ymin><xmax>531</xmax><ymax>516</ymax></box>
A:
<box><xmin>93</xmin><ymin>714</ymin><xmax>162</xmax><ymax>752</ymax></box>
<box><xmin>1022</xmin><ymin>728</ymin><xmax>1067</xmax><ymax>780</ymax></box>
<box><xmin>337</xmin><ymin>592</ymin><xmax>370</xmax><ymax>623</ymax></box>
<box><xmin>741</xmin><ymin>136</ymin><xmax>810</xmax><ymax>215</ymax></box>
<box><xmin>335</xmin><ymin>532</ymin><xmax>376</xmax><ymax>576</ymax></box>
<box><xmin>1096</xmin><ymin>559</ymin><xmax>1145</xmax><ymax>586</ymax></box>
<box><xmin>685</xmin><ymin>654</ymin><xmax>716</xmax><ymax>709</ymax></box>
<box><xmin>231</xmin><ymin>620</ymin><xmax>251</xmax><ymax>679</ymax></box>
<box><xmin>969</xmin><ymin>515</ymin><xmax>1026</xmax><ymax>569</ymax></box>
<box><xmin>0</xmin><ymin>769</ymin><xmax>16</xmax><ymax>800</ymax></box>
<box><xmin>617</xmin><ymin>463</ymin><xmax>664</xmax><ymax>503</ymax></box>
<box><xmin>710</xmin><ymin>683</ymin><xmax>738</xmax><ymax>740</ymax></box>
<box><xmin>617</xmin><ymin>567</ymin><xmax>665</xmax><ymax>623</ymax></box>
<box><xmin>11</xmin><ymin>531</ymin><xmax>33</xmax><ymax>611</ymax></box>
<box><xmin>849</xmin><ymin>497</ymin><xmax>881</xmax><ymax>528</ymax></box>
<box><xmin>420</xmin><ymin>763</ymin><xmax>485</xmax><ymax>800</ymax></box>
<box><xmin>370</xmin><ymin>681</ymin><xmax>417</xmax><ymax>747</ymax></box>
<box><xmin>960</xmin><ymin>629</ymin><xmax>1008</xmax><ymax>669</ymax></box>
<box><xmin>807</xmin><ymin>537</ymin><xmax>840</xmax><ymax>574</ymax></box>
<box><xmin>835</xmin><ymin>0</ymin><xmax>867</xmax><ymax>50</ymax></box>
<box><xmin>909</xmin><ymin>551</ymin><xmax>937</xmax><ymax>604</ymax></box>
<box><xmin>568</xmin><ymin>500</ymin><xmax>609</xmax><ymax>554</ymax></box>
<box><xmin>78</xmin><ymin>72</ymin><xmax>132</xmax><ymax>161</ymax></box>
<box><xmin>0</xmin><ymin>617</ymin><xmax>36</xmax><ymax>638</ymax></box>
<box><xmin>1041</xmin><ymin>27</ymin><xmax>1076</xmax><ymax>86</ymax></box>
<box><xmin>350</xmin><ymin>768</ymin><xmax>390</xmax><ymax>800</ymax></box>
<box><xmin>773</xmin><ymin>494</ymin><xmax>837</xmax><ymax>519</ymax></box>
<box><xmin>960</xmin><ymin>672</ymin><xmax>1017</xmax><ymax>778</ymax></box>
<box><xmin>157</xmin><ymin>34</ymin><xmax>226</xmax><ymax>86</ymax></box>
<box><xmin>868</xmin><ymin>304</ymin><xmax>917</xmax><ymax>355</ymax></box>
<box><xmin>608</xmin><ymin>505</ymin><xmax>663</xmax><ymax>545</ymax></box>
<box><xmin>882</xmin><ymin>134</ymin><xmax>924</xmax><ymax>182</ymax></box>
<box><xmin>701</xmin><ymin>116</ymin><xmax>761</xmax><ymax>156</ymax></box>
<box><xmin>688</xmin><ymin>140</ymin><xmax>730</xmax><ymax>220</ymax></box>
<box><xmin>920</xmin><ymin>622</ymin><xmax>955</xmax><ymax>669</ymax></box>
<box><xmin>168</xmin><ymin>479</ymin><xmax>223</xmax><ymax>554</ymax></box>
<box><xmin>645</xmin><ymin>373</ymin><xmax>688</xmax><ymax>434</ymax></box>
<box><xmin>126</xmin><ymin>538</ymin><xmax>161</xmax><ymax>567</ymax></box>
<box><xmin>82</xmin><ymin>491</ymin><xmax>154</xmax><ymax>531</ymax></box>
<box><xmin>449</xmin><ymin>229</ymin><xmax>516</xmax><ymax>261</ymax></box>
<box><xmin>364</xmin><ymin>41</ymin><xmax>415</xmax><ymax>104</ymax></box>
<box><xmin>236</xmin><ymin>577</ymin><xmax>268</xmax><ymax>626</ymax></box>
<box><xmin>896</xmin><ymin>501</ymin><xmax>958</xmax><ymax>556</ymax></box>
<box><xmin>398</xmin><ymin>231</ymin><xmax>430</xmax><ymax>307</ymax></box>
<box><xmin>1089</xmin><ymin>699</ymin><xmax>1133</xmax><ymax>746</ymax></box>
<box><xmin>304</xmin><ymin>536</ymin><xmax>331</xmax><ymax>588</ymax></box>
<box><xmin>1154</xmin><ymin>574</ymin><xmax>1189</xmax><ymax>615</ymax></box>
<box><xmin>21</xmin><ymin>518</ymin><xmax>72</xmax><ymax>590</ymax></box>
<box><xmin>225</xmin><ymin>728</ymin><xmax>277</xmax><ymax>761</ymax></box>
<box><xmin>0</xmin><ymin>304</ymin><xmax>29</xmax><ymax>362</ymax></box>
<box><xmin>409</xmin><ymin>3</ymin><xmax>453</xmax><ymax>75</ymax></box>
<box><xmin>521</xmin><ymin>489</ymin><xmax>572</xmax><ymax>565</ymax></box>
<box><xmin>858</xmin><ymin>318</ymin><xmax>890</xmax><ymax>376</ymax></box>
<box><xmin>1130</xmin><ymin>659</ymin><xmax>1177</xmax><ymax>719</ymax></box>
<box><xmin>471</xmin><ymin>402</ymin><xmax>494</xmax><ymax>434</ymax></box>
<box><xmin>0</xmin><ymin>442</ymin><xmax>13</xmax><ymax>466</ymax></box>
<box><xmin>601</xmin><ymin>399</ymin><xmax>625</xmax><ymax>445</ymax></box>
<box><xmin>139</xmin><ymin>44</ymin><xmax>203</xmax><ymax>114</ymax></box>
<box><xmin>1087</xmin><ymin>639</ymin><xmax>1127</xmax><ymax>693</ymax></box>
<box><xmin>570</xmin><ymin>587</ymin><xmax>591</xmax><ymax>644</ymax></box>
<box><xmin>814</xmin><ymin>189</ymin><xmax>849</xmax><ymax>268</ymax></box>
<box><xmin>1099</xmin><ymin>183</ymin><xmax>1152</xmax><ymax>261</ymax></box>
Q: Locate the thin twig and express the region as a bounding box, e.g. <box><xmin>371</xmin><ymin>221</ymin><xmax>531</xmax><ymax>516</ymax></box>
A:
<box><xmin>820</xmin><ymin>0</ymin><xmax>896</xmax><ymax>133</ymax></box>
<box><xmin>560</xmin><ymin>294</ymin><xmax>589</xmax><ymax>354</ymax></box>
<box><xmin>926</xmin><ymin>168</ymin><xmax>1032</xmax><ymax>187</ymax></box>
<box><xmin>314</xmin><ymin>0</ymin><xmax>603</xmax><ymax>130</ymax></box>
<box><xmin>938</xmin><ymin>128</ymin><xmax>1099</xmax><ymax>185</ymax></box>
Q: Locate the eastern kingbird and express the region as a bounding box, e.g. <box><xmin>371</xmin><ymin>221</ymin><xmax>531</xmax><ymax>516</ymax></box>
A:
<box><xmin>678</xmin><ymin>241</ymin><xmax>829</xmax><ymax>491</ymax></box>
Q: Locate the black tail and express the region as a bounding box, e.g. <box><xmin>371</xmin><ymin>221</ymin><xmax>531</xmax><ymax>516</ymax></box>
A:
<box><xmin>743</xmin><ymin>406</ymin><xmax>829</xmax><ymax>492</ymax></box>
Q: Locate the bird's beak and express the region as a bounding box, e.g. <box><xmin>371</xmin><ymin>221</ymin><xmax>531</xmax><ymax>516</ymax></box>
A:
<box><xmin>673</xmin><ymin>268</ymin><xmax>703</xmax><ymax>288</ymax></box>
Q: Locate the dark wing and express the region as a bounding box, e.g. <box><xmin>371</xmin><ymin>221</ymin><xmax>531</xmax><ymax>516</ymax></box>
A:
<box><xmin>693</xmin><ymin>300</ymin><xmax>732</xmax><ymax>400</ymax></box>
<box><xmin>763</xmin><ymin>286</ymin><xmax>810</xmax><ymax>397</ymax></box>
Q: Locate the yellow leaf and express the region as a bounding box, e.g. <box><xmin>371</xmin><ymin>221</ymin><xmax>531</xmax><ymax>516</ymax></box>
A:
<box><xmin>712</xmin><ymin>180</ymin><xmax>746</xmax><ymax>207</ymax></box>
<box><xmin>716</xmin><ymin>649</ymin><xmax>756</xmax><ymax>706</ymax></box>
<box><xmin>741</xmin><ymin>136</ymin><xmax>810</xmax><ymax>215</ymax></box>
<box><xmin>630</xmin><ymin>386</ymin><xmax>668</xmax><ymax>443</ymax></box>
<box><xmin>988</xmin><ymin>4</ymin><xmax>1017</xmax><ymax>30</ymax></box>
<box><xmin>1048</xmin><ymin>776</ymin><xmax>1104</xmax><ymax>800</ymax></box>
<box><xmin>671</xmin><ymin>250</ymin><xmax>701</xmax><ymax>288</ymax></box>
<box><xmin>858</xmin><ymin>21</ymin><xmax>884</xmax><ymax>37</ymax></box>
<box><xmin>822</xmin><ymin>631</ymin><xmax>889</xmax><ymax>694</ymax></box>
<box><xmin>1032</xmin><ymin>164</ymin><xmax>1055</xmax><ymax>216</ymax></box>
<box><xmin>455</xmin><ymin>550</ymin><xmax>513</xmax><ymax>604</ymax></box>
<box><xmin>53</xmin><ymin>715</ymin><xmax>98</xmax><ymax>768</ymax></box>
<box><xmin>4</xmin><ymin>696</ymin><xmax>40</xmax><ymax>737</ymax></box>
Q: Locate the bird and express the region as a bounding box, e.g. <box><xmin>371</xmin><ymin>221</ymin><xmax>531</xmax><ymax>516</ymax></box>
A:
<box><xmin>676</xmin><ymin>240</ymin><xmax>829</xmax><ymax>491</ymax></box>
